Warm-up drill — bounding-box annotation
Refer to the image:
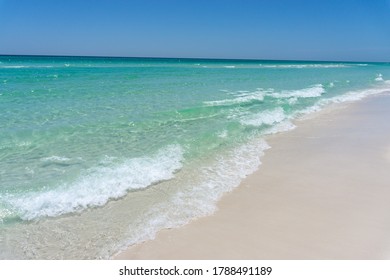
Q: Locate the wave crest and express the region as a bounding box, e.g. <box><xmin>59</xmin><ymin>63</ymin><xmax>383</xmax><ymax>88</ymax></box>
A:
<box><xmin>4</xmin><ymin>145</ymin><xmax>184</xmax><ymax>220</ymax></box>
<box><xmin>270</xmin><ymin>84</ymin><xmax>325</xmax><ymax>98</ymax></box>
<box><xmin>240</xmin><ymin>107</ymin><xmax>286</xmax><ymax>127</ymax></box>
<box><xmin>204</xmin><ymin>89</ymin><xmax>266</xmax><ymax>106</ymax></box>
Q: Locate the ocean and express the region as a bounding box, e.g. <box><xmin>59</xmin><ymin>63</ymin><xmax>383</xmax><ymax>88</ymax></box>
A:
<box><xmin>0</xmin><ymin>55</ymin><xmax>389</xmax><ymax>259</ymax></box>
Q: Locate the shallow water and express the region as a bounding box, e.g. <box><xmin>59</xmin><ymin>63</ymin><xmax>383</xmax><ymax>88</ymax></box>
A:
<box><xmin>0</xmin><ymin>56</ymin><xmax>389</xmax><ymax>258</ymax></box>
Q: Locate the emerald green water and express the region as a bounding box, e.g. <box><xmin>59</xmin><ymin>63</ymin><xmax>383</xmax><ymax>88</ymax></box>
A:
<box><xmin>0</xmin><ymin>56</ymin><xmax>389</xmax><ymax>258</ymax></box>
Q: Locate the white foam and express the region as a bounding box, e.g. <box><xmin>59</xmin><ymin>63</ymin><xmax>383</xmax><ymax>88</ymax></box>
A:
<box><xmin>176</xmin><ymin>113</ymin><xmax>219</xmax><ymax>123</ymax></box>
<box><xmin>258</xmin><ymin>64</ymin><xmax>349</xmax><ymax>69</ymax></box>
<box><xmin>5</xmin><ymin>145</ymin><xmax>184</xmax><ymax>220</ymax></box>
<box><xmin>0</xmin><ymin>207</ymin><xmax>14</xmax><ymax>224</ymax></box>
<box><xmin>240</xmin><ymin>107</ymin><xmax>286</xmax><ymax>127</ymax></box>
<box><xmin>24</xmin><ymin>167</ymin><xmax>35</xmax><ymax>175</ymax></box>
<box><xmin>262</xmin><ymin>120</ymin><xmax>296</xmax><ymax>134</ymax></box>
<box><xmin>204</xmin><ymin>89</ymin><xmax>266</xmax><ymax>106</ymax></box>
<box><xmin>375</xmin><ymin>74</ymin><xmax>384</xmax><ymax>81</ymax></box>
<box><xmin>223</xmin><ymin>65</ymin><xmax>236</xmax><ymax>68</ymax></box>
<box><xmin>1</xmin><ymin>66</ymin><xmax>27</xmax><ymax>69</ymax></box>
<box><xmin>287</xmin><ymin>97</ymin><xmax>298</xmax><ymax>104</ymax></box>
<box><xmin>114</xmin><ymin>139</ymin><xmax>270</xmax><ymax>252</ymax></box>
<box><xmin>322</xmin><ymin>86</ymin><xmax>390</xmax><ymax>104</ymax></box>
<box><xmin>294</xmin><ymin>85</ymin><xmax>390</xmax><ymax>118</ymax></box>
<box><xmin>217</xmin><ymin>130</ymin><xmax>228</xmax><ymax>138</ymax></box>
<box><xmin>16</xmin><ymin>141</ymin><xmax>31</xmax><ymax>147</ymax></box>
<box><xmin>270</xmin><ymin>84</ymin><xmax>325</xmax><ymax>98</ymax></box>
<box><xmin>41</xmin><ymin>156</ymin><xmax>71</xmax><ymax>162</ymax></box>
<box><xmin>0</xmin><ymin>141</ymin><xmax>32</xmax><ymax>150</ymax></box>
<box><xmin>0</xmin><ymin>65</ymin><xmax>53</xmax><ymax>69</ymax></box>
<box><xmin>179</xmin><ymin>139</ymin><xmax>270</xmax><ymax>208</ymax></box>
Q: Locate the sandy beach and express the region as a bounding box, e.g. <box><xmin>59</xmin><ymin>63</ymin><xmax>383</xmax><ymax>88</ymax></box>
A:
<box><xmin>115</xmin><ymin>92</ymin><xmax>390</xmax><ymax>260</ymax></box>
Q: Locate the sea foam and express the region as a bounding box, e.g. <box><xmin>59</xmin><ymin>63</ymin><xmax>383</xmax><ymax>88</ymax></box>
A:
<box><xmin>269</xmin><ymin>84</ymin><xmax>325</xmax><ymax>98</ymax></box>
<box><xmin>41</xmin><ymin>156</ymin><xmax>72</xmax><ymax>162</ymax></box>
<box><xmin>375</xmin><ymin>74</ymin><xmax>384</xmax><ymax>81</ymax></box>
<box><xmin>204</xmin><ymin>84</ymin><xmax>324</xmax><ymax>107</ymax></box>
<box><xmin>321</xmin><ymin>86</ymin><xmax>390</xmax><ymax>104</ymax></box>
<box><xmin>5</xmin><ymin>145</ymin><xmax>184</xmax><ymax>220</ymax></box>
<box><xmin>240</xmin><ymin>107</ymin><xmax>286</xmax><ymax>127</ymax></box>
<box><xmin>204</xmin><ymin>89</ymin><xmax>266</xmax><ymax>106</ymax></box>
<box><xmin>257</xmin><ymin>63</ymin><xmax>349</xmax><ymax>69</ymax></box>
<box><xmin>113</xmin><ymin>139</ymin><xmax>270</xmax><ymax>252</ymax></box>
<box><xmin>293</xmin><ymin>84</ymin><xmax>390</xmax><ymax>117</ymax></box>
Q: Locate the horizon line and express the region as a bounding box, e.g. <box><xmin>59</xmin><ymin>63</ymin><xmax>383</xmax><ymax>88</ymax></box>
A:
<box><xmin>0</xmin><ymin>53</ymin><xmax>388</xmax><ymax>64</ymax></box>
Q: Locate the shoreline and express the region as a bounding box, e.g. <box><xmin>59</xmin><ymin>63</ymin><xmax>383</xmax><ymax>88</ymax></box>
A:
<box><xmin>115</xmin><ymin>92</ymin><xmax>390</xmax><ymax>259</ymax></box>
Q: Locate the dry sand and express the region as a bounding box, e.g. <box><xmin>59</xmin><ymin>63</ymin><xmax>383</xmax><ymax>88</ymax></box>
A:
<box><xmin>115</xmin><ymin>93</ymin><xmax>390</xmax><ymax>259</ymax></box>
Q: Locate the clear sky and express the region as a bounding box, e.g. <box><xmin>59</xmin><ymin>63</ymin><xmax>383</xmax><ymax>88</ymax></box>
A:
<box><xmin>0</xmin><ymin>0</ymin><xmax>389</xmax><ymax>62</ymax></box>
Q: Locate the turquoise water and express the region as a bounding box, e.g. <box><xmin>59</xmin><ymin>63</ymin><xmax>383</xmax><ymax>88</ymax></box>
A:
<box><xmin>1</xmin><ymin>56</ymin><xmax>389</xmax><ymax>258</ymax></box>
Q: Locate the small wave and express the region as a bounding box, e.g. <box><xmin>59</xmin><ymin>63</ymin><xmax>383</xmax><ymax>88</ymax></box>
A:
<box><xmin>258</xmin><ymin>64</ymin><xmax>349</xmax><ymax>69</ymax></box>
<box><xmin>270</xmin><ymin>84</ymin><xmax>325</xmax><ymax>98</ymax></box>
<box><xmin>294</xmin><ymin>85</ymin><xmax>390</xmax><ymax>117</ymax></box>
<box><xmin>204</xmin><ymin>89</ymin><xmax>267</xmax><ymax>106</ymax></box>
<box><xmin>240</xmin><ymin>107</ymin><xmax>286</xmax><ymax>127</ymax></box>
<box><xmin>323</xmin><ymin>87</ymin><xmax>390</xmax><ymax>104</ymax></box>
<box><xmin>216</xmin><ymin>130</ymin><xmax>228</xmax><ymax>138</ymax></box>
<box><xmin>16</xmin><ymin>141</ymin><xmax>31</xmax><ymax>147</ymax></box>
<box><xmin>223</xmin><ymin>65</ymin><xmax>236</xmax><ymax>68</ymax></box>
<box><xmin>4</xmin><ymin>145</ymin><xmax>184</xmax><ymax>220</ymax></box>
<box><xmin>41</xmin><ymin>156</ymin><xmax>72</xmax><ymax>162</ymax></box>
<box><xmin>114</xmin><ymin>139</ymin><xmax>270</xmax><ymax>252</ymax></box>
<box><xmin>0</xmin><ymin>66</ymin><xmax>27</xmax><ymax>69</ymax></box>
<box><xmin>0</xmin><ymin>206</ymin><xmax>14</xmax><ymax>224</ymax></box>
<box><xmin>262</xmin><ymin>120</ymin><xmax>296</xmax><ymax>134</ymax></box>
<box><xmin>375</xmin><ymin>74</ymin><xmax>384</xmax><ymax>82</ymax></box>
<box><xmin>0</xmin><ymin>141</ymin><xmax>32</xmax><ymax>150</ymax></box>
<box><xmin>0</xmin><ymin>65</ymin><xmax>54</xmax><ymax>69</ymax></box>
<box><xmin>175</xmin><ymin>113</ymin><xmax>219</xmax><ymax>123</ymax></box>
<box><xmin>204</xmin><ymin>84</ymin><xmax>324</xmax><ymax>109</ymax></box>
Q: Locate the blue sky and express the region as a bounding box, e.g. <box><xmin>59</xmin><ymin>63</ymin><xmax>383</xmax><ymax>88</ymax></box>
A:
<box><xmin>0</xmin><ymin>0</ymin><xmax>389</xmax><ymax>61</ymax></box>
